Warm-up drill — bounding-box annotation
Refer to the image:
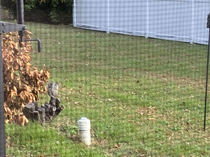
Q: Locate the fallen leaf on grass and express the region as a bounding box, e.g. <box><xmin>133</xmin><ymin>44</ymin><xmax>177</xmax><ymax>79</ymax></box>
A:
<box><xmin>183</xmin><ymin>109</ymin><xmax>190</xmax><ymax>112</ymax></box>
<box><xmin>114</xmin><ymin>143</ymin><xmax>121</xmax><ymax>148</ymax></box>
<box><xmin>139</xmin><ymin>112</ymin><xmax>144</xmax><ymax>115</ymax></box>
<box><xmin>168</xmin><ymin>132</ymin><xmax>174</xmax><ymax>140</ymax></box>
<box><xmin>180</xmin><ymin>153</ymin><xmax>184</xmax><ymax>157</ymax></box>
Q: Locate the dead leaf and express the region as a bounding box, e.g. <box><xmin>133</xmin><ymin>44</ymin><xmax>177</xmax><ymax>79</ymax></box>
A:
<box><xmin>114</xmin><ymin>143</ymin><xmax>121</xmax><ymax>148</ymax></box>
<box><xmin>25</xmin><ymin>63</ymin><xmax>31</xmax><ymax>73</ymax></box>
<box><xmin>3</xmin><ymin>32</ymin><xmax>50</xmax><ymax>125</ymax></box>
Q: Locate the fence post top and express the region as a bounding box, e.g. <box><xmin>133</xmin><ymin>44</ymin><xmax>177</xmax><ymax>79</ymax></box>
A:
<box><xmin>207</xmin><ymin>13</ymin><xmax>210</xmax><ymax>28</ymax></box>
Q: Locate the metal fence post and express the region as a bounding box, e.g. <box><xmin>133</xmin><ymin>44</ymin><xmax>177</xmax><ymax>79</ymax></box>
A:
<box><xmin>204</xmin><ymin>13</ymin><xmax>210</xmax><ymax>131</ymax></box>
<box><xmin>0</xmin><ymin>0</ymin><xmax>6</xmax><ymax>156</ymax></box>
<box><xmin>17</xmin><ymin>0</ymin><xmax>24</xmax><ymax>42</ymax></box>
<box><xmin>16</xmin><ymin>0</ymin><xmax>41</xmax><ymax>52</ymax></box>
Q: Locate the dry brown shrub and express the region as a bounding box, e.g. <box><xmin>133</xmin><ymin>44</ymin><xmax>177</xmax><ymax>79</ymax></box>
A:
<box><xmin>2</xmin><ymin>31</ymin><xmax>50</xmax><ymax>126</ymax></box>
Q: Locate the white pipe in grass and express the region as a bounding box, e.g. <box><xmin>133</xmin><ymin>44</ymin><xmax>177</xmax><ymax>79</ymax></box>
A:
<box><xmin>77</xmin><ymin>117</ymin><xmax>91</xmax><ymax>145</ymax></box>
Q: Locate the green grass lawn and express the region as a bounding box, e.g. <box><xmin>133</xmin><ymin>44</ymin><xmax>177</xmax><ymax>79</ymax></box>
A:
<box><xmin>5</xmin><ymin>22</ymin><xmax>210</xmax><ymax>156</ymax></box>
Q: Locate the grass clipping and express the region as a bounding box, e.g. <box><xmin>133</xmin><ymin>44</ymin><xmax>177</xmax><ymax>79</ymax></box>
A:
<box><xmin>2</xmin><ymin>31</ymin><xmax>50</xmax><ymax>126</ymax></box>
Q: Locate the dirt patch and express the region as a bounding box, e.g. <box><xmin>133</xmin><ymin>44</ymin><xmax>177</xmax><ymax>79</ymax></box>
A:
<box><xmin>137</xmin><ymin>106</ymin><xmax>162</xmax><ymax>122</ymax></box>
<box><xmin>136</xmin><ymin>106</ymin><xmax>173</xmax><ymax>124</ymax></box>
<box><xmin>138</xmin><ymin>106</ymin><xmax>158</xmax><ymax>116</ymax></box>
<box><xmin>92</xmin><ymin>138</ymin><xmax>108</xmax><ymax>147</ymax></box>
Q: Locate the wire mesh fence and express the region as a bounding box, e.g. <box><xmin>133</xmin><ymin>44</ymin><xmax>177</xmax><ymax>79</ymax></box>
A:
<box><xmin>1</xmin><ymin>0</ymin><xmax>210</xmax><ymax>156</ymax></box>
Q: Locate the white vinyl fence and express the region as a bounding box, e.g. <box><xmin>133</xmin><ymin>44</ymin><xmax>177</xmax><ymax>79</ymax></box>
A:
<box><xmin>73</xmin><ymin>0</ymin><xmax>210</xmax><ymax>45</ymax></box>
